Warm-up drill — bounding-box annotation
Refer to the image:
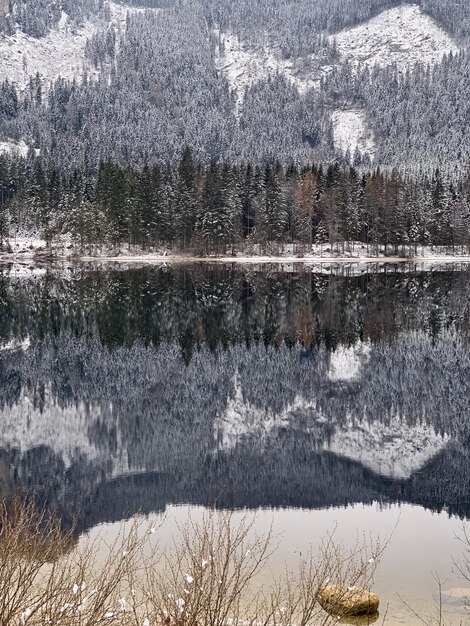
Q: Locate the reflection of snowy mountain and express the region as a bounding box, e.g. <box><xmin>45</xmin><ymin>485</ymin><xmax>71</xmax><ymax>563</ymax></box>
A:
<box><xmin>214</xmin><ymin>376</ymin><xmax>448</xmax><ymax>480</ymax></box>
<box><xmin>0</xmin><ymin>390</ymin><xmax>136</xmax><ymax>478</ymax></box>
<box><xmin>1</xmin><ymin>356</ymin><xmax>449</xmax><ymax>487</ymax></box>
<box><xmin>327</xmin><ymin>418</ymin><xmax>449</xmax><ymax>480</ymax></box>
<box><xmin>214</xmin><ymin>377</ymin><xmax>320</xmax><ymax>451</ymax></box>
<box><xmin>0</xmin><ymin>392</ymin><xmax>101</xmax><ymax>467</ymax></box>
<box><xmin>328</xmin><ymin>341</ymin><xmax>371</xmax><ymax>382</ymax></box>
<box><xmin>0</xmin><ymin>329</ymin><xmax>468</xmax><ymax>529</ymax></box>
<box><xmin>0</xmin><ymin>266</ymin><xmax>470</xmax><ymax>529</ymax></box>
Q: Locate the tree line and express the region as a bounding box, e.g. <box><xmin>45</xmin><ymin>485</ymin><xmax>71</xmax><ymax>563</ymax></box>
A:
<box><xmin>1</xmin><ymin>148</ymin><xmax>470</xmax><ymax>255</ymax></box>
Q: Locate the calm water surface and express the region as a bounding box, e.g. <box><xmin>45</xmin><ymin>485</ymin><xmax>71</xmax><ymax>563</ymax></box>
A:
<box><xmin>1</xmin><ymin>262</ymin><xmax>470</xmax><ymax>624</ymax></box>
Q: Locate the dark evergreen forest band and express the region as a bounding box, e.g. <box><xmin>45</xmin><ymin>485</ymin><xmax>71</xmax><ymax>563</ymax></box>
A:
<box><xmin>0</xmin><ymin>149</ymin><xmax>469</xmax><ymax>255</ymax></box>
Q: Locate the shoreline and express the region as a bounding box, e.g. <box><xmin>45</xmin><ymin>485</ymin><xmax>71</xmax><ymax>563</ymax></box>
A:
<box><xmin>3</xmin><ymin>238</ymin><xmax>470</xmax><ymax>265</ymax></box>
<box><xmin>81</xmin><ymin>254</ymin><xmax>470</xmax><ymax>264</ymax></box>
<box><xmin>2</xmin><ymin>252</ymin><xmax>470</xmax><ymax>265</ymax></box>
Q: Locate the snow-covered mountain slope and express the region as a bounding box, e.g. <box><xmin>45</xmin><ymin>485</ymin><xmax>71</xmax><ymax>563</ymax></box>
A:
<box><xmin>331</xmin><ymin>109</ymin><xmax>376</xmax><ymax>160</ymax></box>
<box><xmin>0</xmin><ymin>2</ymin><xmax>157</xmax><ymax>91</ymax></box>
<box><xmin>216</xmin><ymin>4</ymin><xmax>458</xmax><ymax>112</ymax></box>
<box><xmin>0</xmin><ymin>11</ymin><xmax>100</xmax><ymax>92</ymax></box>
<box><xmin>329</xmin><ymin>4</ymin><xmax>459</xmax><ymax>159</ymax></box>
<box><xmin>215</xmin><ymin>4</ymin><xmax>457</xmax><ymax>156</ymax></box>
<box><xmin>331</xmin><ymin>4</ymin><xmax>459</xmax><ymax>72</ymax></box>
<box><xmin>215</xmin><ymin>32</ymin><xmax>327</xmax><ymax>115</ymax></box>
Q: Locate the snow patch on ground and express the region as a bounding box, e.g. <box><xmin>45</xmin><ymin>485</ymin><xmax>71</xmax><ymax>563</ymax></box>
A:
<box><xmin>0</xmin><ymin>237</ymin><xmax>47</xmax><ymax>258</ymax></box>
<box><xmin>328</xmin><ymin>341</ymin><xmax>371</xmax><ymax>382</ymax></box>
<box><xmin>215</xmin><ymin>32</ymin><xmax>321</xmax><ymax>115</ymax></box>
<box><xmin>331</xmin><ymin>109</ymin><xmax>376</xmax><ymax>160</ymax></box>
<box><xmin>327</xmin><ymin>417</ymin><xmax>449</xmax><ymax>479</ymax></box>
<box><xmin>330</xmin><ymin>4</ymin><xmax>459</xmax><ymax>72</ymax></box>
<box><xmin>0</xmin><ymin>234</ymin><xmax>81</xmax><ymax>260</ymax></box>
<box><xmin>0</xmin><ymin>140</ymin><xmax>30</xmax><ymax>157</ymax></box>
<box><xmin>3</xmin><ymin>237</ymin><xmax>470</xmax><ymax>268</ymax></box>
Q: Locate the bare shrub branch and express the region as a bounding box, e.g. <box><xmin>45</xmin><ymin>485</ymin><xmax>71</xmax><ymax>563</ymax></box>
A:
<box><xmin>0</xmin><ymin>499</ymin><xmax>384</xmax><ymax>626</ymax></box>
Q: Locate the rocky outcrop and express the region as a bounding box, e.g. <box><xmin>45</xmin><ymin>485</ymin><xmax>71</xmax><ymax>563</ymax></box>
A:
<box><xmin>318</xmin><ymin>585</ymin><xmax>380</xmax><ymax>617</ymax></box>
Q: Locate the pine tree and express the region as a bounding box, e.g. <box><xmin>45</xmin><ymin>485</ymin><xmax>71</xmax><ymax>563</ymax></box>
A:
<box><xmin>255</xmin><ymin>164</ymin><xmax>288</xmax><ymax>252</ymax></box>
<box><xmin>0</xmin><ymin>155</ymin><xmax>10</xmax><ymax>248</ymax></box>
<box><xmin>197</xmin><ymin>161</ymin><xmax>240</xmax><ymax>254</ymax></box>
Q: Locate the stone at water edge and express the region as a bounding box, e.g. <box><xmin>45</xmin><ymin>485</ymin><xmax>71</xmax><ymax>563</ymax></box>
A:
<box><xmin>317</xmin><ymin>585</ymin><xmax>380</xmax><ymax>617</ymax></box>
<box><xmin>338</xmin><ymin>612</ymin><xmax>380</xmax><ymax>625</ymax></box>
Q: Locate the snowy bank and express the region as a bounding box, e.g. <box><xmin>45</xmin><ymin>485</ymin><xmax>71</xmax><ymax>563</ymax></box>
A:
<box><xmin>2</xmin><ymin>238</ymin><xmax>470</xmax><ymax>269</ymax></box>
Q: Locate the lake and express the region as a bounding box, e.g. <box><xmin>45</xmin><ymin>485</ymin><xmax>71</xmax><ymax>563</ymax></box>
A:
<box><xmin>1</xmin><ymin>261</ymin><xmax>470</xmax><ymax>624</ymax></box>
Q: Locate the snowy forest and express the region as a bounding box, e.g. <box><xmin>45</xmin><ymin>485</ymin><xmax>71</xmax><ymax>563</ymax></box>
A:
<box><xmin>0</xmin><ymin>0</ymin><xmax>470</xmax><ymax>252</ymax></box>
<box><xmin>0</xmin><ymin>0</ymin><xmax>470</xmax><ymax>171</ymax></box>
<box><xmin>1</xmin><ymin>149</ymin><xmax>470</xmax><ymax>254</ymax></box>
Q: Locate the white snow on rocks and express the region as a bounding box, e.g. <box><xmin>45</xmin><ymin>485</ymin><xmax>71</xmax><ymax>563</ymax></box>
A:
<box><xmin>215</xmin><ymin>32</ymin><xmax>320</xmax><ymax>115</ymax></box>
<box><xmin>330</xmin><ymin>4</ymin><xmax>459</xmax><ymax>72</ymax></box>
<box><xmin>329</xmin><ymin>5</ymin><xmax>458</xmax><ymax>160</ymax></box>
<box><xmin>0</xmin><ymin>2</ymin><xmax>160</xmax><ymax>92</ymax></box>
<box><xmin>0</xmin><ymin>11</ymin><xmax>101</xmax><ymax>92</ymax></box>
<box><xmin>216</xmin><ymin>5</ymin><xmax>457</xmax><ymax>151</ymax></box>
<box><xmin>0</xmin><ymin>337</ymin><xmax>31</xmax><ymax>352</ymax></box>
<box><xmin>216</xmin><ymin>4</ymin><xmax>458</xmax><ymax>120</ymax></box>
<box><xmin>331</xmin><ymin>109</ymin><xmax>376</xmax><ymax>160</ymax></box>
<box><xmin>0</xmin><ymin>140</ymin><xmax>30</xmax><ymax>157</ymax></box>
<box><xmin>108</xmin><ymin>1</ymin><xmax>159</xmax><ymax>46</ymax></box>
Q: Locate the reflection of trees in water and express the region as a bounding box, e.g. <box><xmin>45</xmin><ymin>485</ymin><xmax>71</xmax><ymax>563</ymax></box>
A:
<box><xmin>0</xmin><ymin>265</ymin><xmax>469</xmax><ymax>352</ymax></box>
<box><xmin>6</xmin><ymin>434</ymin><xmax>470</xmax><ymax>534</ymax></box>
<box><xmin>0</xmin><ymin>265</ymin><xmax>469</xmax><ymax>529</ymax></box>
